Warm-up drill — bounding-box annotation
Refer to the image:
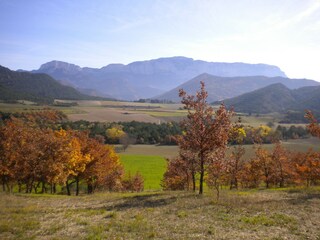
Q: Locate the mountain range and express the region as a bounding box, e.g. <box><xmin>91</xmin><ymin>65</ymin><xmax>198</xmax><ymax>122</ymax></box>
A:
<box><xmin>0</xmin><ymin>66</ymin><xmax>103</xmax><ymax>104</ymax></box>
<box><xmin>155</xmin><ymin>73</ymin><xmax>320</xmax><ymax>103</ymax></box>
<box><xmin>219</xmin><ymin>83</ymin><xmax>320</xmax><ymax>114</ymax></box>
<box><xmin>3</xmin><ymin>56</ymin><xmax>320</xmax><ymax>113</ymax></box>
<box><xmin>32</xmin><ymin>56</ymin><xmax>288</xmax><ymax>100</ymax></box>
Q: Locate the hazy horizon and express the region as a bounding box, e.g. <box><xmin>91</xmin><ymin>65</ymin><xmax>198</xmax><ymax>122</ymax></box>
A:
<box><xmin>1</xmin><ymin>0</ymin><xmax>320</xmax><ymax>81</ymax></box>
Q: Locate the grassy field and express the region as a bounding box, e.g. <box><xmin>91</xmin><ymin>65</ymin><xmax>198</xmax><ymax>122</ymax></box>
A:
<box><xmin>117</xmin><ymin>138</ymin><xmax>320</xmax><ymax>191</ymax></box>
<box><xmin>1</xmin><ymin>188</ymin><xmax>319</xmax><ymax>239</ymax></box>
<box><xmin>0</xmin><ymin>100</ymin><xmax>309</xmax><ymax>127</ymax></box>
<box><xmin>120</xmin><ymin>145</ymin><xmax>179</xmax><ymax>158</ymax></box>
<box><xmin>119</xmin><ymin>137</ymin><xmax>320</xmax><ymax>160</ymax></box>
<box><xmin>120</xmin><ymin>155</ymin><xmax>167</xmax><ymax>190</ymax></box>
<box><xmin>0</xmin><ymin>102</ymin><xmax>86</xmax><ymax>115</ymax></box>
<box><xmin>0</xmin><ymin>100</ymin><xmax>186</xmax><ymax>123</ymax></box>
<box><xmin>67</xmin><ymin>101</ymin><xmax>187</xmax><ymax>122</ymax></box>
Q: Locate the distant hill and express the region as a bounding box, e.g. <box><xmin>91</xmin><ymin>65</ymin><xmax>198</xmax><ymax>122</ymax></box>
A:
<box><xmin>0</xmin><ymin>65</ymin><xmax>104</xmax><ymax>104</ymax></box>
<box><xmin>32</xmin><ymin>57</ymin><xmax>287</xmax><ymax>100</ymax></box>
<box><xmin>155</xmin><ymin>73</ymin><xmax>320</xmax><ymax>103</ymax></box>
<box><xmin>219</xmin><ymin>83</ymin><xmax>320</xmax><ymax>114</ymax></box>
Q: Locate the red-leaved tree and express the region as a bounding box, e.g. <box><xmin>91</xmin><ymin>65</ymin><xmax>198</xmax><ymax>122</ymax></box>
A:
<box><xmin>176</xmin><ymin>81</ymin><xmax>233</xmax><ymax>194</ymax></box>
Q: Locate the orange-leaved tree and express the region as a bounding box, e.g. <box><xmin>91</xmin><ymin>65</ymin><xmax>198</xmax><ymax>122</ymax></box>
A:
<box><xmin>305</xmin><ymin>110</ymin><xmax>320</xmax><ymax>138</ymax></box>
<box><xmin>177</xmin><ymin>81</ymin><xmax>233</xmax><ymax>194</ymax></box>
<box><xmin>226</xmin><ymin>124</ymin><xmax>246</xmax><ymax>189</ymax></box>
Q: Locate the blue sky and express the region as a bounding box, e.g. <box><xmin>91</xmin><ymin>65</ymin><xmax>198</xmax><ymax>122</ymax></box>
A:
<box><xmin>1</xmin><ymin>0</ymin><xmax>320</xmax><ymax>81</ymax></box>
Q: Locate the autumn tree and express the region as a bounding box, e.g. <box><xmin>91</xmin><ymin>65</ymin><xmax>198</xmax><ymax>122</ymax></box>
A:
<box><xmin>0</xmin><ymin>119</ymin><xmax>20</xmax><ymax>192</ymax></box>
<box><xmin>254</xmin><ymin>146</ymin><xmax>273</xmax><ymax>188</ymax></box>
<box><xmin>293</xmin><ymin>150</ymin><xmax>320</xmax><ymax>187</ymax></box>
<box><xmin>271</xmin><ymin>141</ymin><xmax>292</xmax><ymax>187</ymax></box>
<box><xmin>177</xmin><ymin>81</ymin><xmax>233</xmax><ymax>194</ymax></box>
<box><xmin>106</xmin><ymin>124</ymin><xmax>126</xmax><ymax>144</ymax></box>
<box><xmin>162</xmin><ymin>155</ymin><xmax>193</xmax><ymax>191</ymax></box>
<box><xmin>206</xmin><ymin>149</ymin><xmax>228</xmax><ymax>200</ymax></box>
<box><xmin>226</xmin><ymin>126</ymin><xmax>246</xmax><ymax>189</ymax></box>
<box><xmin>38</xmin><ymin>129</ymin><xmax>72</xmax><ymax>193</ymax></box>
<box><xmin>81</xmin><ymin>139</ymin><xmax>124</xmax><ymax>193</ymax></box>
<box><xmin>121</xmin><ymin>172</ymin><xmax>144</xmax><ymax>192</ymax></box>
<box><xmin>0</xmin><ymin>111</ymin><xmax>126</xmax><ymax>195</ymax></box>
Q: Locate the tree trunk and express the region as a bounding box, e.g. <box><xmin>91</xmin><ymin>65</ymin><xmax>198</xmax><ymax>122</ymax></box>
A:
<box><xmin>215</xmin><ymin>179</ymin><xmax>220</xmax><ymax>201</ymax></box>
<box><xmin>66</xmin><ymin>180</ymin><xmax>71</xmax><ymax>196</ymax></box>
<box><xmin>234</xmin><ymin>177</ymin><xmax>238</xmax><ymax>189</ymax></box>
<box><xmin>34</xmin><ymin>181</ymin><xmax>41</xmax><ymax>194</ymax></box>
<box><xmin>192</xmin><ymin>171</ymin><xmax>196</xmax><ymax>192</ymax></box>
<box><xmin>87</xmin><ymin>183</ymin><xmax>93</xmax><ymax>194</ymax></box>
<box><xmin>25</xmin><ymin>182</ymin><xmax>29</xmax><ymax>193</ymax></box>
<box><xmin>76</xmin><ymin>177</ymin><xmax>79</xmax><ymax>196</ymax></box>
<box><xmin>199</xmin><ymin>152</ymin><xmax>204</xmax><ymax>195</ymax></box>
<box><xmin>2</xmin><ymin>180</ymin><xmax>5</xmax><ymax>192</ymax></box>
<box><xmin>41</xmin><ymin>181</ymin><xmax>46</xmax><ymax>193</ymax></box>
<box><xmin>18</xmin><ymin>182</ymin><xmax>22</xmax><ymax>193</ymax></box>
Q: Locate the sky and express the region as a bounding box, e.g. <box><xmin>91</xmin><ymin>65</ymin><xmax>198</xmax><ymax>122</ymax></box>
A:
<box><xmin>1</xmin><ymin>0</ymin><xmax>320</xmax><ymax>81</ymax></box>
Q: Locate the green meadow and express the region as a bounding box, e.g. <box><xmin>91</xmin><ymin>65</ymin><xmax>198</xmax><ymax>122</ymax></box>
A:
<box><xmin>120</xmin><ymin>155</ymin><xmax>167</xmax><ymax>190</ymax></box>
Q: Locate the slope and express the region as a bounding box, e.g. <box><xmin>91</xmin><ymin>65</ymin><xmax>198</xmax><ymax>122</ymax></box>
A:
<box><xmin>220</xmin><ymin>84</ymin><xmax>320</xmax><ymax>114</ymax></box>
<box><xmin>155</xmin><ymin>73</ymin><xmax>320</xmax><ymax>103</ymax></box>
<box><xmin>0</xmin><ymin>65</ymin><xmax>103</xmax><ymax>103</ymax></box>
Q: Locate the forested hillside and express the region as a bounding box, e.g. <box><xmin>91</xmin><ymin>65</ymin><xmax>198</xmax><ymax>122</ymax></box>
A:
<box><xmin>0</xmin><ymin>66</ymin><xmax>103</xmax><ymax>103</ymax></box>
<box><xmin>221</xmin><ymin>83</ymin><xmax>320</xmax><ymax>114</ymax></box>
<box><xmin>155</xmin><ymin>73</ymin><xmax>319</xmax><ymax>103</ymax></box>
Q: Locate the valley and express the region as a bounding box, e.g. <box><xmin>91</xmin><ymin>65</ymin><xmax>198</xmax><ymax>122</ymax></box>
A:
<box><xmin>2</xmin><ymin>1</ymin><xmax>320</xmax><ymax>239</ymax></box>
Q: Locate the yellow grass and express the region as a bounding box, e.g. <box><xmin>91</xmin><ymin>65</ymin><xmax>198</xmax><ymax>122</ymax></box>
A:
<box><xmin>1</xmin><ymin>188</ymin><xmax>320</xmax><ymax>239</ymax></box>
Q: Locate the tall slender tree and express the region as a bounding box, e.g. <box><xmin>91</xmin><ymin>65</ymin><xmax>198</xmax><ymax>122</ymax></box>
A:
<box><xmin>177</xmin><ymin>81</ymin><xmax>233</xmax><ymax>194</ymax></box>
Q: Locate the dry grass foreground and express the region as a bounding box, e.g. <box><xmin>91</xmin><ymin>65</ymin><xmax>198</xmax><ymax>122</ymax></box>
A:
<box><xmin>1</xmin><ymin>188</ymin><xmax>320</xmax><ymax>240</ymax></box>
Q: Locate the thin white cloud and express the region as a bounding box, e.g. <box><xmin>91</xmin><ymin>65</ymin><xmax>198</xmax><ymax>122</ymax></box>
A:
<box><xmin>274</xmin><ymin>1</ymin><xmax>320</xmax><ymax>29</ymax></box>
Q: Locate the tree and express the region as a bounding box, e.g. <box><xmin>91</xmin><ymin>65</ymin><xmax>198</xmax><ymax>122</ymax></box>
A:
<box><xmin>271</xmin><ymin>141</ymin><xmax>291</xmax><ymax>187</ymax></box>
<box><xmin>254</xmin><ymin>146</ymin><xmax>273</xmax><ymax>188</ymax></box>
<box><xmin>227</xmin><ymin>125</ymin><xmax>246</xmax><ymax>189</ymax></box>
<box><xmin>206</xmin><ymin>149</ymin><xmax>228</xmax><ymax>200</ymax></box>
<box><xmin>106</xmin><ymin>124</ymin><xmax>126</xmax><ymax>144</ymax></box>
<box><xmin>121</xmin><ymin>172</ymin><xmax>144</xmax><ymax>192</ymax></box>
<box><xmin>119</xmin><ymin>133</ymin><xmax>133</xmax><ymax>152</ymax></box>
<box><xmin>293</xmin><ymin>150</ymin><xmax>320</xmax><ymax>187</ymax></box>
<box><xmin>81</xmin><ymin>140</ymin><xmax>124</xmax><ymax>193</ymax></box>
<box><xmin>305</xmin><ymin>110</ymin><xmax>320</xmax><ymax>138</ymax></box>
<box><xmin>162</xmin><ymin>156</ymin><xmax>193</xmax><ymax>191</ymax></box>
<box><xmin>177</xmin><ymin>81</ymin><xmax>233</xmax><ymax>194</ymax></box>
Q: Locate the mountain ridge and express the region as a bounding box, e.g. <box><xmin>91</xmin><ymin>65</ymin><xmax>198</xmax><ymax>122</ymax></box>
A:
<box><xmin>155</xmin><ymin>73</ymin><xmax>320</xmax><ymax>103</ymax></box>
<box><xmin>31</xmin><ymin>56</ymin><xmax>288</xmax><ymax>100</ymax></box>
<box><xmin>219</xmin><ymin>83</ymin><xmax>320</xmax><ymax>114</ymax></box>
<box><xmin>0</xmin><ymin>65</ymin><xmax>105</xmax><ymax>103</ymax></box>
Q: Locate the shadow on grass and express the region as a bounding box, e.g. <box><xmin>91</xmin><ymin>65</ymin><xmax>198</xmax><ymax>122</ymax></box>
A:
<box><xmin>106</xmin><ymin>193</ymin><xmax>178</xmax><ymax>211</ymax></box>
<box><xmin>287</xmin><ymin>193</ymin><xmax>320</xmax><ymax>205</ymax></box>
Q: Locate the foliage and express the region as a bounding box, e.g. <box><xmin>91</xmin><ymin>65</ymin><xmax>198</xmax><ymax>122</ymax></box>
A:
<box><xmin>162</xmin><ymin>156</ymin><xmax>193</xmax><ymax>191</ymax></box>
<box><xmin>166</xmin><ymin>81</ymin><xmax>234</xmax><ymax>194</ymax></box>
<box><xmin>305</xmin><ymin>110</ymin><xmax>320</xmax><ymax>138</ymax></box>
<box><xmin>275</xmin><ymin>125</ymin><xmax>309</xmax><ymax>140</ymax></box>
<box><xmin>61</xmin><ymin>120</ymin><xmax>181</xmax><ymax>145</ymax></box>
<box><xmin>0</xmin><ymin>111</ymin><xmax>124</xmax><ymax>195</ymax></box>
<box><xmin>121</xmin><ymin>172</ymin><xmax>144</xmax><ymax>192</ymax></box>
<box><xmin>106</xmin><ymin>124</ymin><xmax>126</xmax><ymax>143</ymax></box>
